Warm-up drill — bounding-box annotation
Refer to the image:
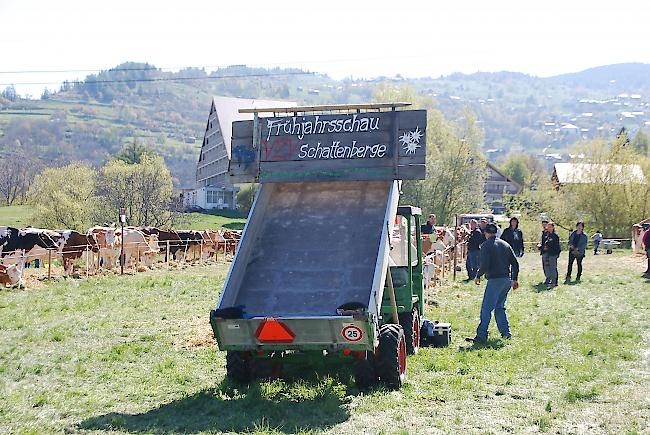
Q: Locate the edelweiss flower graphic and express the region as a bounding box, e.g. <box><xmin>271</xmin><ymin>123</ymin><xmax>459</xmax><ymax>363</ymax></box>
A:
<box><xmin>399</xmin><ymin>126</ymin><xmax>423</xmax><ymax>155</ymax></box>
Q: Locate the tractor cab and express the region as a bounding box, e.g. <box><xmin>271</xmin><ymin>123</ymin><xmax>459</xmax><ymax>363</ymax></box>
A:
<box><xmin>381</xmin><ymin>205</ymin><xmax>424</xmax><ymax>354</ymax></box>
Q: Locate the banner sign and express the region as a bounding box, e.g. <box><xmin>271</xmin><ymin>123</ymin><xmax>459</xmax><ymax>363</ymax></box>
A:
<box><xmin>229</xmin><ymin>109</ymin><xmax>426</xmax><ymax>183</ymax></box>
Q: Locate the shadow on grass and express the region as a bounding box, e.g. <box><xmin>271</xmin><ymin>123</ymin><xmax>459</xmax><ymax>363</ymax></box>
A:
<box><xmin>77</xmin><ymin>357</ymin><xmax>356</xmax><ymax>434</ymax></box>
<box><xmin>459</xmin><ymin>338</ymin><xmax>506</xmax><ymax>352</ymax></box>
<box><xmin>223</xmin><ymin>222</ymin><xmax>245</xmax><ymax>230</ymax></box>
<box><xmin>532</xmin><ymin>282</ymin><xmax>555</xmax><ymax>293</ymax></box>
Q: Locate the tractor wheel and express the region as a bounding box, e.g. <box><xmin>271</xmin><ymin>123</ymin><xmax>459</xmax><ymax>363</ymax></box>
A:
<box><xmin>354</xmin><ymin>351</ymin><xmax>377</xmax><ymax>390</ymax></box>
<box><xmin>399</xmin><ymin>308</ymin><xmax>421</xmax><ymax>355</ymax></box>
<box><xmin>376</xmin><ymin>324</ymin><xmax>407</xmax><ymax>390</ymax></box>
<box><xmin>226</xmin><ymin>351</ymin><xmax>252</xmax><ymax>383</ymax></box>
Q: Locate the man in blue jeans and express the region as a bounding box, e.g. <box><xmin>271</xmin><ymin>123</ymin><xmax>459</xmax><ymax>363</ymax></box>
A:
<box><xmin>468</xmin><ymin>223</ymin><xmax>519</xmax><ymax>343</ymax></box>
<box><xmin>465</xmin><ymin>219</ymin><xmax>485</xmax><ymax>281</ymax></box>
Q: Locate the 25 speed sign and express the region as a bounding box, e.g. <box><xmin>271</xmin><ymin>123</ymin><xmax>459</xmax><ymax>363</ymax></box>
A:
<box><xmin>341</xmin><ymin>324</ymin><xmax>364</xmax><ymax>342</ymax></box>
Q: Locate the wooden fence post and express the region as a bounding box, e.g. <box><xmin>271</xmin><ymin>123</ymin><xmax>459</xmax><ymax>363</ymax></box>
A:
<box><xmin>47</xmin><ymin>249</ymin><xmax>52</xmax><ymax>280</ymax></box>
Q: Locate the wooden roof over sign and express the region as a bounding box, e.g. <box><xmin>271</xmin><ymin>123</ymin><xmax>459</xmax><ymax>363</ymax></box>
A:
<box><xmin>238</xmin><ymin>102</ymin><xmax>412</xmax><ymax>114</ymax></box>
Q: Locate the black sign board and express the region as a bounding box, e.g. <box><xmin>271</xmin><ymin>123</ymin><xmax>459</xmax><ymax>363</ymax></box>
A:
<box><xmin>229</xmin><ymin>109</ymin><xmax>426</xmax><ymax>183</ymax></box>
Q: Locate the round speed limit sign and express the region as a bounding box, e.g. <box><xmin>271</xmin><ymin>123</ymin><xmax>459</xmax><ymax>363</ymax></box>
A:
<box><xmin>341</xmin><ymin>324</ymin><xmax>364</xmax><ymax>342</ymax></box>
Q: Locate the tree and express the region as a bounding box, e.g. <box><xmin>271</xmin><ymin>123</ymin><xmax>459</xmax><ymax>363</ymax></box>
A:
<box><xmin>0</xmin><ymin>152</ymin><xmax>38</xmax><ymax>205</ymax></box>
<box><xmin>632</xmin><ymin>130</ymin><xmax>649</xmax><ymax>156</ymax></box>
<box><xmin>27</xmin><ymin>163</ymin><xmax>97</xmax><ymax>231</ymax></box>
<box><xmin>526</xmin><ymin>139</ymin><xmax>650</xmax><ymax>237</ymax></box>
<box><xmin>114</xmin><ymin>139</ymin><xmax>153</xmax><ymax>164</ymax></box>
<box><xmin>501</xmin><ymin>154</ymin><xmax>531</xmax><ymax>187</ymax></box>
<box><xmin>374</xmin><ymin>84</ymin><xmax>488</xmax><ymax>224</ymax></box>
<box><xmin>96</xmin><ymin>154</ymin><xmax>174</xmax><ymax>226</ymax></box>
<box><xmin>236</xmin><ymin>184</ymin><xmax>258</xmax><ymax>214</ymax></box>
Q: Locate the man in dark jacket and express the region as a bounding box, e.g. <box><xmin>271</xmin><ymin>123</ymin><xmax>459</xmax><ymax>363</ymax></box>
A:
<box><xmin>565</xmin><ymin>221</ymin><xmax>588</xmax><ymax>282</ymax></box>
<box><xmin>538</xmin><ymin>219</ymin><xmax>549</xmax><ymax>282</ymax></box>
<box><xmin>466</xmin><ymin>219</ymin><xmax>485</xmax><ymax>280</ymax></box>
<box><xmin>501</xmin><ymin>217</ymin><xmax>524</xmax><ymax>257</ymax></box>
<box><xmin>543</xmin><ymin>222</ymin><xmax>561</xmax><ymax>288</ymax></box>
<box><xmin>421</xmin><ymin>214</ymin><xmax>436</xmax><ymax>235</ymax></box>
<box><xmin>469</xmin><ymin>223</ymin><xmax>519</xmax><ymax>342</ymax></box>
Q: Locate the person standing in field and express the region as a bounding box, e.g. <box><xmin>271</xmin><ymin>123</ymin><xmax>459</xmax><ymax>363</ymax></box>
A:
<box><xmin>538</xmin><ymin>219</ymin><xmax>549</xmax><ymax>282</ymax></box>
<box><xmin>591</xmin><ymin>230</ymin><xmax>603</xmax><ymax>255</ymax></box>
<box><xmin>501</xmin><ymin>217</ymin><xmax>524</xmax><ymax>257</ymax></box>
<box><xmin>469</xmin><ymin>223</ymin><xmax>519</xmax><ymax>343</ymax></box>
<box><xmin>565</xmin><ymin>221</ymin><xmax>588</xmax><ymax>282</ymax></box>
<box><xmin>643</xmin><ymin>226</ymin><xmax>650</xmax><ymax>278</ymax></box>
<box><xmin>421</xmin><ymin>214</ymin><xmax>436</xmax><ymax>235</ymax></box>
<box><xmin>466</xmin><ymin>219</ymin><xmax>485</xmax><ymax>281</ymax></box>
<box><xmin>543</xmin><ymin>222</ymin><xmax>561</xmax><ymax>288</ymax></box>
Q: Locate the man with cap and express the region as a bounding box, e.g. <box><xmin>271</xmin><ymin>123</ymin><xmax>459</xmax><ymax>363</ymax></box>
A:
<box><xmin>469</xmin><ymin>223</ymin><xmax>519</xmax><ymax>343</ymax></box>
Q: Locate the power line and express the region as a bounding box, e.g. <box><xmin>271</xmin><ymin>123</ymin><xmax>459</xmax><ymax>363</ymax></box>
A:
<box><xmin>0</xmin><ymin>55</ymin><xmax>426</xmax><ymax>75</ymax></box>
<box><xmin>0</xmin><ymin>71</ymin><xmax>315</xmax><ymax>87</ymax></box>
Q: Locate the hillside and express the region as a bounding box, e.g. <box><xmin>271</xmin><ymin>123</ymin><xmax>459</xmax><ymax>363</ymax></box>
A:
<box><xmin>1</xmin><ymin>62</ymin><xmax>649</xmax><ymax>187</ymax></box>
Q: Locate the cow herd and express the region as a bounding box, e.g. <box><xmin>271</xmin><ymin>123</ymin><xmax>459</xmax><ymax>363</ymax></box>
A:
<box><xmin>0</xmin><ymin>225</ymin><xmax>241</xmax><ymax>287</ymax></box>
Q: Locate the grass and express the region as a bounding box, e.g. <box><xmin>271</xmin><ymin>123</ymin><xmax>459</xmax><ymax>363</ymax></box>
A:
<box><xmin>0</xmin><ymin>205</ymin><xmax>246</xmax><ymax>231</ymax></box>
<box><xmin>184</xmin><ymin>210</ymin><xmax>248</xmax><ymax>231</ymax></box>
<box><xmin>0</xmin><ymin>204</ymin><xmax>33</xmax><ymax>227</ymax></box>
<box><xmin>0</xmin><ymin>251</ymin><xmax>648</xmax><ymax>433</ymax></box>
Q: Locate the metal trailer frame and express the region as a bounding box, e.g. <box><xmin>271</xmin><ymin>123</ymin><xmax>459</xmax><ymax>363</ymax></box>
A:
<box><xmin>210</xmin><ymin>180</ymin><xmax>400</xmax><ymax>353</ymax></box>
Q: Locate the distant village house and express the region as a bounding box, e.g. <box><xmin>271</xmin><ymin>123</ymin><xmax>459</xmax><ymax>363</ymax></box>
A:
<box><xmin>484</xmin><ymin>161</ymin><xmax>522</xmax><ymax>214</ymax></box>
<box><xmin>551</xmin><ymin>162</ymin><xmax>646</xmax><ymax>190</ymax></box>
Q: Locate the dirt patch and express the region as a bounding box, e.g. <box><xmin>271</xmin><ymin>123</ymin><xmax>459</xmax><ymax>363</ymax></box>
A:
<box><xmin>174</xmin><ymin>316</ymin><xmax>217</xmax><ymax>349</ymax></box>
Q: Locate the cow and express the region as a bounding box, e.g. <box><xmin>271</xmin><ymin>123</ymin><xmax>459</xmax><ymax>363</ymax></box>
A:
<box><xmin>141</xmin><ymin>228</ymin><xmax>183</xmax><ymax>261</ymax></box>
<box><xmin>175</xmin><ymin>230</ymin><xmax>203</xmax><ymax>262</ymax></box>
<box><xmin>1</xmin><ymin>227</ymin><xmax>61</xmax><ymax>269</ymax></box>
<box><xmin>55</xmin><ymin>230</ymin><xmax>100</xmax><ymax>275</ymax></box>
<box><xmin>0</xmin><ymin>264</ymin><xmax>22</xmax><ymax>287</ymax></box>
<box><xmin>87</xmin><ymin>227</ymin><xmax>120</xmax><ymax>270</ymax></box>
<box><xmin>117</xmin><ymin>228</ymin><xmax>160</xmax><ymax>268</ymax></box>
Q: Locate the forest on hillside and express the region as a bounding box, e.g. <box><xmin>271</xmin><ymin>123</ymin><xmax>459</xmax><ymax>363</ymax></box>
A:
<box><xmin>1</xmin><ymin>62</ymin><xmax>649</xmax><ymax>188</ymax></box>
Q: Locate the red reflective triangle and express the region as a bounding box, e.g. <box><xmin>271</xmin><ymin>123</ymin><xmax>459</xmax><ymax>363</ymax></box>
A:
<box><xmin>255</xmin><ymin>318</ymin><xmax>295</xmax><ymax>343</ymax></box>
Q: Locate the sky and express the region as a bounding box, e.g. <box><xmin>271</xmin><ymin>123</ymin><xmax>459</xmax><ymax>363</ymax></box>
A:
<box><xmin>1</xmin><ymin>0</ymin><xmax>650</xmax><ymax>97</ymax></box>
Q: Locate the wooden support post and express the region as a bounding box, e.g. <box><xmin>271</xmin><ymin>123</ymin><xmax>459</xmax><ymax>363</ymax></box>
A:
<box><xmin>47</xmin><ymin>249</ymin><xmax>52</xmax><ymax>280</ymax></box>
<box><xmin>385</xmin><ymin>267</ymin><xmax>400</xmax><ymax>324</ymax></box>
<box><xmin>453</xmin><ymin>215</ymin><xmax>458</xmax><ymax>281</ymax></box>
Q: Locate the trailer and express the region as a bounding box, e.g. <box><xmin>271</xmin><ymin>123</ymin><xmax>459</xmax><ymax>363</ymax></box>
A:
<box><xmin>210</xmin><ymin>103</ymin><xmax>442</xmax><ymax>389</ymax></box>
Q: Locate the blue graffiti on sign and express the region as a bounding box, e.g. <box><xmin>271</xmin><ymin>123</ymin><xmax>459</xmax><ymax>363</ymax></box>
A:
<box><xmin>232</xmin><ymin>145</ymin><xmax>256</xmax><ymax>169</ymax></box>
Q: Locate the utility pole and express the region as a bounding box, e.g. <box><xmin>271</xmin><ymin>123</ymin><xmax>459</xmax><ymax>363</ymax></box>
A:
<box><xmin>119</xmin><ymin>207</ymin><xmax>126</xmax><ymax>275</ymax></box>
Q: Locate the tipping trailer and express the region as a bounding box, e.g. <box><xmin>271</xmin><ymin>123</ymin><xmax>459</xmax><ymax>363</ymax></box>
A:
<box><xmin>210</xmin><ymin>103</ymin><xmax>435</xmax><ymax>389</ymax></box>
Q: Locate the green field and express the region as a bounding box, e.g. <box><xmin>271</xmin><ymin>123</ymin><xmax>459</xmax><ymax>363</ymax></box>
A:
<box><xmin>0</xmin><ymin>252</ymin><xmax>648</xmax><ymax>434</ymax></box>
<box><xmin>0</xmin><ymin>205</ymin><xmax>246</xmax><ymax>231</ymax></box>
<box><xmin>0</xmin><ymin>205</ymin><xmax>33</xmax><ymax>228</ymax></box>
<box><xmin>185</xmin><ymin>210</ymin><xmax>247</xmax><ymax>231</ymax></box>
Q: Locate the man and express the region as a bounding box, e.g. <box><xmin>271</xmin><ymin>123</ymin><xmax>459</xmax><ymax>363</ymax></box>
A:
<box><xmin>591</xmin><ymin>230</ymin><xmax>603</xmax><ymax>255</ymax></box>
<box><xmin>566</xmin><ymin>221</ymin><xmax>588</xmax><ymax>282</ymax></box>
<box><xmin>465</xmin><ymin>219</ymin><xmax>485</xmax><ymax>281</ymax></box>
<box><xmin>469</xmin><ymin>223</ymin><xmax>519</xmax><ymax>342</ymax></box>
<box><xmin>641</xmin><ymin>227</ymin><xmax>650</xmax><ymax>278</ymax></box>
<box><xmin>542</xmin><ymin>222</ymin><xmax>561</xmax><ymax>288</ymax></box>
<box><xmin>421</xmin><ymin>214</ymin><xmax>436</xmax><ymax>235</ymax></box>
<box><xmin>479</xmin><ymin>218</ymin><xmax>488</xmax><ymax>234</ymax></box>
<box><xmin>538</xmin><ymin>219</ymin><xmax>549</xmax><ymax>283</ymax></box>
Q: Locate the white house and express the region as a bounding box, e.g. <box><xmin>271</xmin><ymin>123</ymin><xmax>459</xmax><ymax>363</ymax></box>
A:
<box><xmin>183</xmin><ymin>96</ymin><xmax>295</xmax><ymax>210</ymax></box>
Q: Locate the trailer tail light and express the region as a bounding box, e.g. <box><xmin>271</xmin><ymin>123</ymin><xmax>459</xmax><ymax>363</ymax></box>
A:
<box><xmin>255</xmin><ymin>318</ymin><xmax>295</xmax><ymax>343</ymax></box>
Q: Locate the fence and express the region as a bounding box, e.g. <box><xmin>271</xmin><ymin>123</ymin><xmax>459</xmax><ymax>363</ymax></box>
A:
<box><xmin>0</xmin><ymin>238</ymin><xmax>240</xmax><ymax>286</ymax></box>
